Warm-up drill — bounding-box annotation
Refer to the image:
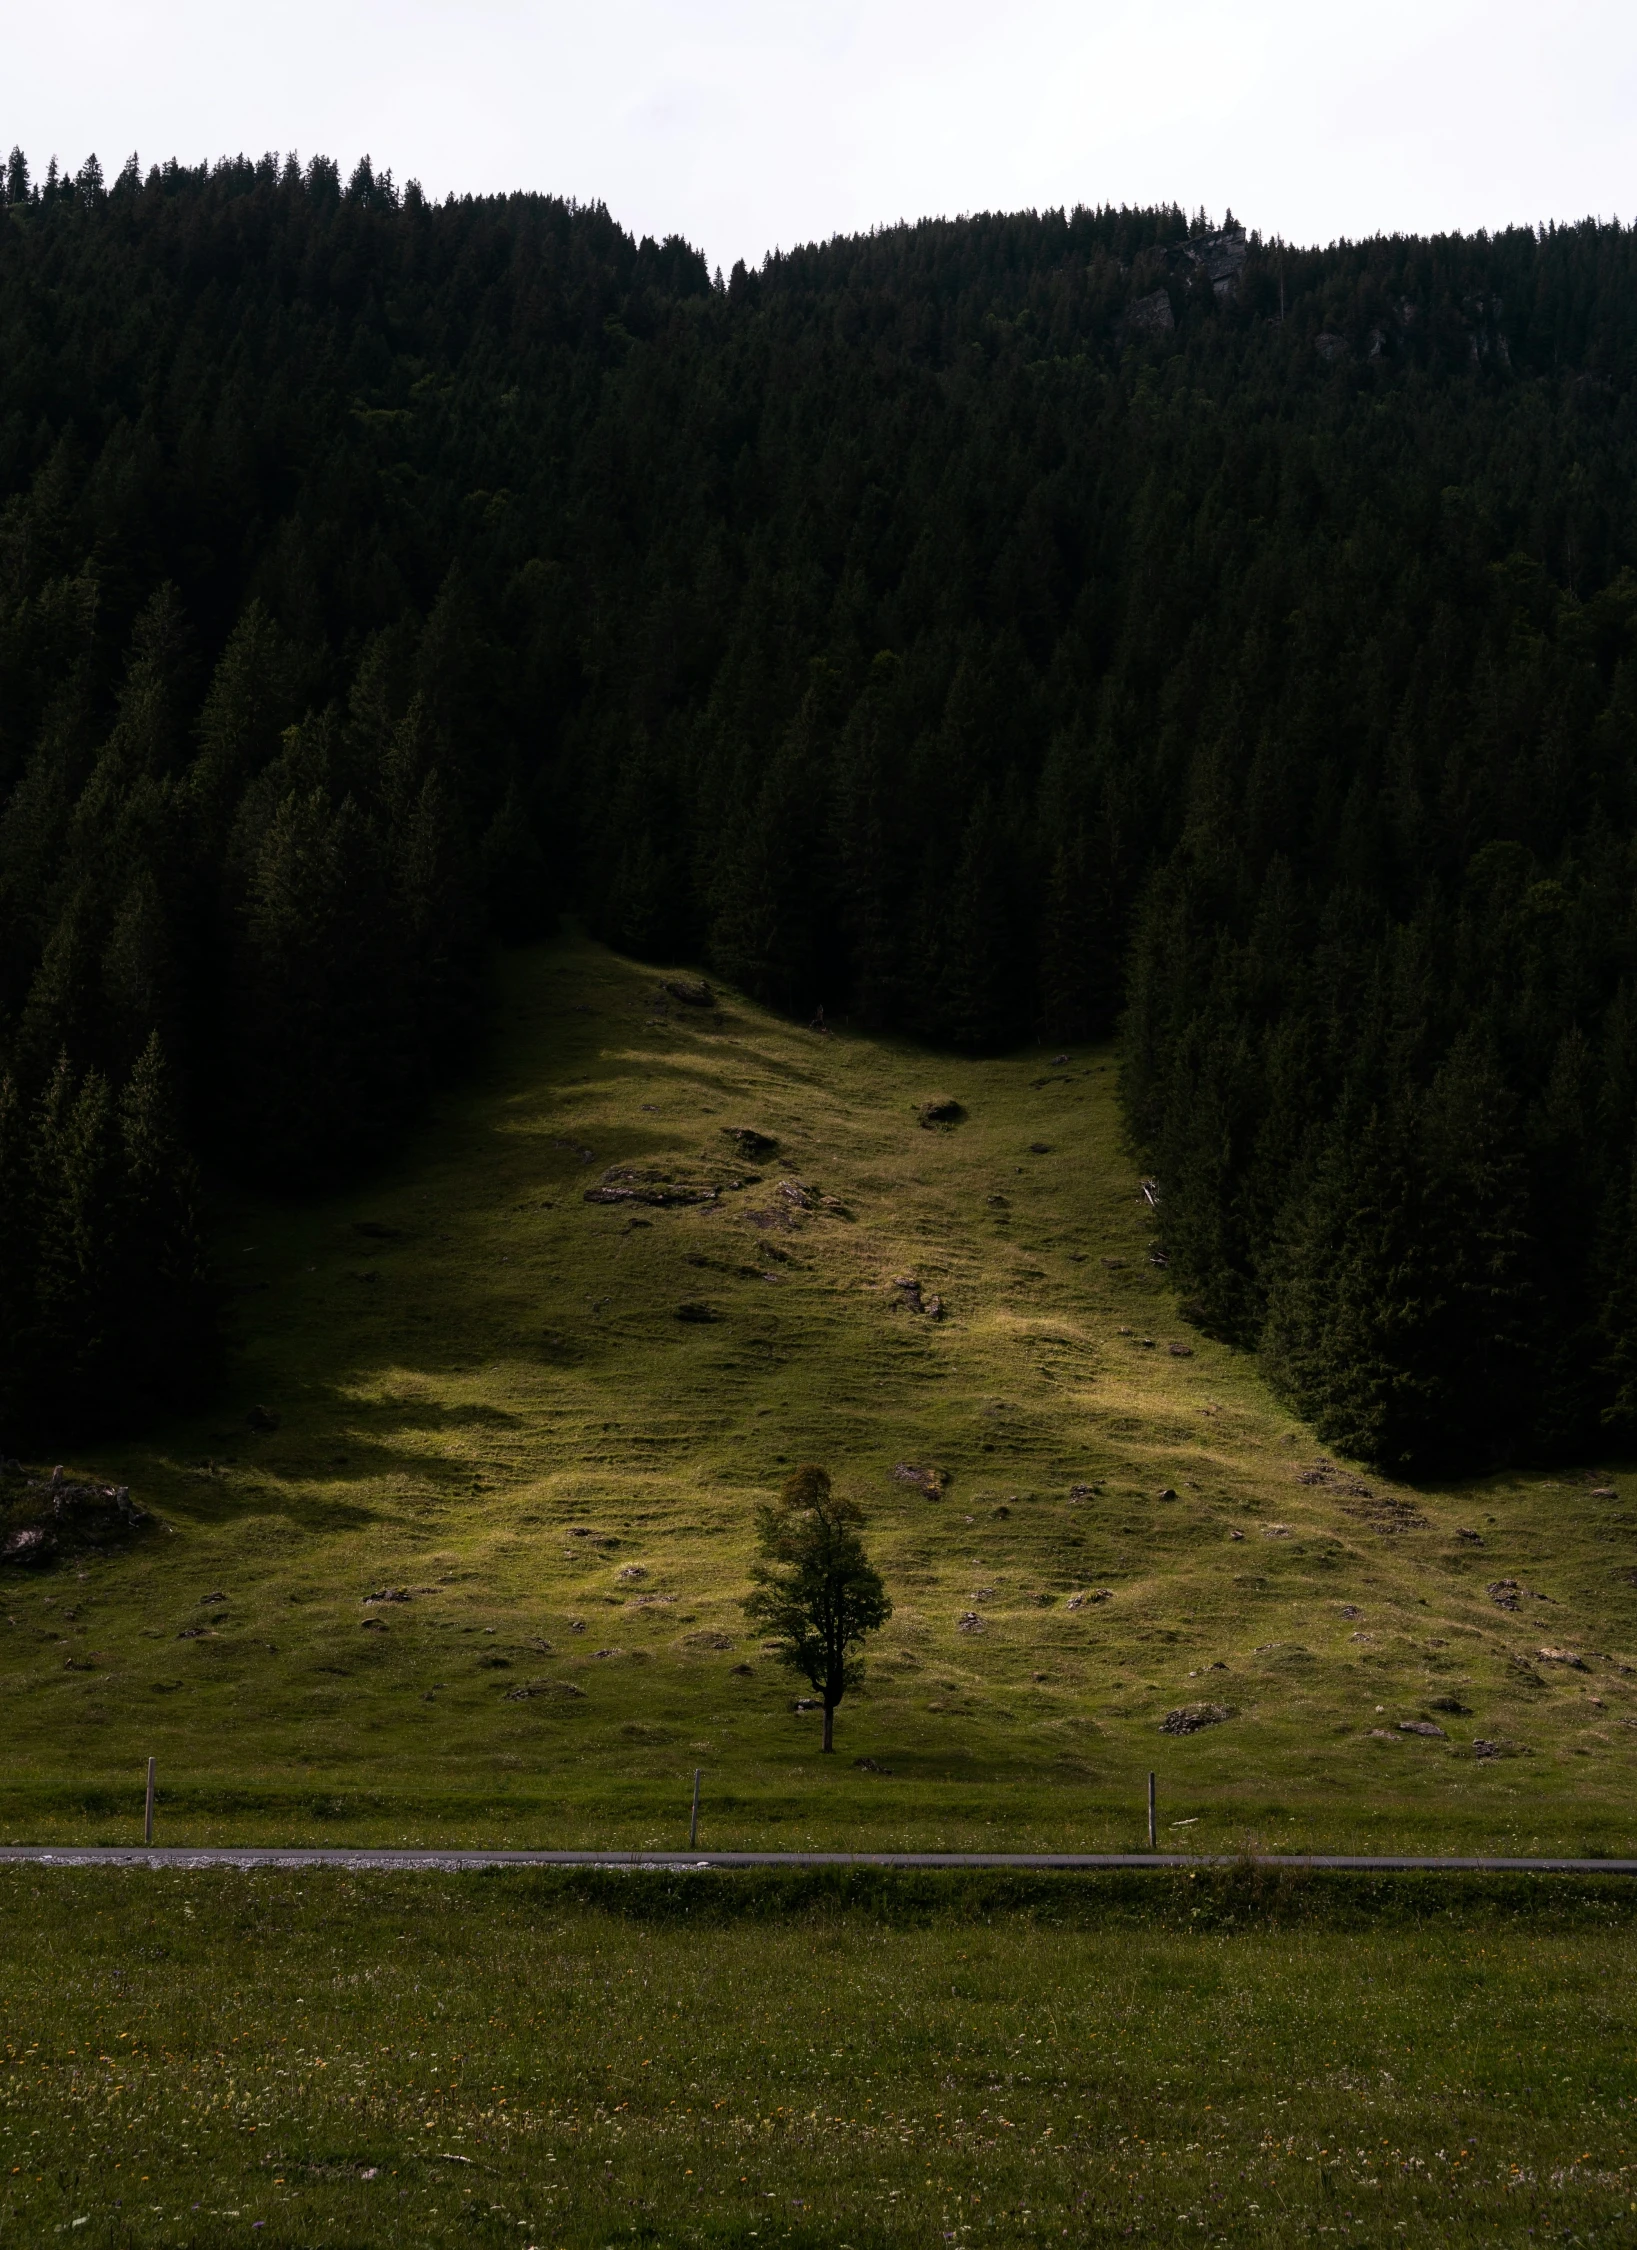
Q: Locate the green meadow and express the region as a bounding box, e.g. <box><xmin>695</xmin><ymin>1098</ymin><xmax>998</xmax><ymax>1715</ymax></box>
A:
<box><xmin>3</xmin><ymin>934</ymin><xmax>1636</xmax><ymax>1853</ymax></box>
<box><xmin>2</xmin><ymin>1868</ymin><xmax>1635</xmax><ymax>2248</ymax></box>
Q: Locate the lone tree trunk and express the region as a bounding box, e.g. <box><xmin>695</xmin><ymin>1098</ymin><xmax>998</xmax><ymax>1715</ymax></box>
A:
<box><xmin>822</xmin><ymin>1699</ymin><xmax>835</xmax><ymax>1753</ymax></box>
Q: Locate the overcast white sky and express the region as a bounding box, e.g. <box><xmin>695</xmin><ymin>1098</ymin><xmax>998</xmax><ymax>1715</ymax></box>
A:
<box><xmin>8</xmin><ymin>0</ymin><xmax>1635</xmax><ymax>271</ymax></box>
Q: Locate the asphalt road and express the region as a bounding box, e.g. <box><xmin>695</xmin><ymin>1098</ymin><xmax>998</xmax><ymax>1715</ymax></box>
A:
<box><xmin>2</xmin><ymin>1847</ymin><xmax>1634</xmax><ymax>1873</ymax></box>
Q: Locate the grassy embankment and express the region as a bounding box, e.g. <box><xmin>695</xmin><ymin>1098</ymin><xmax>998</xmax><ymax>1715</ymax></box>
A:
<box><xmin>2</xmin><ymin>1868</ymin><xmax>1635</xmax><ymax>2247</ymax></box>
<box><xmin>4</xmin><ymin>934</ymin><xmax>1636</xmax><ymax>1852</ymax></box>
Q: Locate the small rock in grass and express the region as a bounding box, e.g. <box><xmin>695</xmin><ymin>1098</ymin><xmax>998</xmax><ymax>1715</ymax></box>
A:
<box><xmin>1537</xmin><ymin>1646</ymin><xmax>1590</xmax><ymax>1670</ymax></box>
<box><xmin>1455</xmin><ymin>1528</ymin><xmax>1484</xmax><ymax>1543</ymax></box>
<box><xmin>1160</xmin><ymin>1702</ymin><xmax>1234</xmax><ymax>1735</ymax></box>
<box><xmin>1158</xmin><ymin>1487</ymin><xmax>1178</xmax><ymax>1500</ymax></box>
<box><xmin>1339</xmin><ymin>1604</ymin><xmax>1364</xmax><ymax>1619</ymax></box>
<box><xmin>616</xmin><ymin>1564</ymin><xmax>648</xmax><ymax>1582</ymax></box>
<box><xmin>675</xmin><ymin>1301</ymin><xmax>720</xmax><ymax>1323</ymax></box>
<box><xmin>1488</xmin><ymin>1580</ymin><xmax>1522</xmax><ymax>1610</ymax></box>
<box><xmin>854</xmin><ymin>1756</ymin><xmax>893</xmax><ymax>1773</ymax></box>
<box><xmin>1029</xmin><ymin>1142</ymin><xmax>1052</xmax><ymax>1155</ymax></box>
<box><xmin>722</xmin><ymin>1127</ymin><xmax>778</xmax><ymax>1158</ymax></box>
<box><xmin>1398</xmin><ymin>1719</ymin><xmax>1446</xmax><ymax>1737</ymax></box>
<box><xmin>663</xmin><ymin>978</ymin><xmax>715</xmax><ymax>1007</ymax></box>
<box><xmin>1168</xmin><ymin>1343</ymin><xmax>1193</xmax><ymax>1357</ymax></box>
<box><xmin>919</xmin><ymin>1098</ymin><xmax>965</xmax><ymax>1127</ymax></box>
<box><xmin>729</xmin><ymin>1662</ymin><xmax>753</xmax><ymax>1676</ymax></box>
<box><xmin>1428</xmin><ymin>1695</ymin><xmax>1470</xmax><ymax>1714</ymax></box>
<box><xmin>957</xmin><ymin>1611</ymin><xmax>985</xmax><ymax>1635</ymax></box>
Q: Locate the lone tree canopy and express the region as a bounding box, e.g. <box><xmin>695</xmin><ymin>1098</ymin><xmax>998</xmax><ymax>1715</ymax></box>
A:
<box><xmin>743</xmin><ymin>1464</ymin><xmax>892</xmax><ymax>1752</ymax></box>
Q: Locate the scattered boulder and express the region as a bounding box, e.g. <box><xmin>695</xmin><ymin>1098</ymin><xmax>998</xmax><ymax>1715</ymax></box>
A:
<box><xmin>956</xmin><ymin>1611</ymin><xmax>985</xmax><ymax>1634</ymax></box>
<box><xmin>893</xmin><ymin>1463</ymin><xmax>949</xmax><ymax>1497</ymax></box>
<box><xmin>2</xmin><ymin>1463</ymin><xmax>147</xmax><ymax>1568</ymax></box>
<box><xmin>675</xmin><ymin>1301</ymin><xmax>720</xmax><ymax>1323</ymax></box>
<box><xmin>722</xmin><ymin>1127</ymin><xmax>778</xmax><ymax>1159</ymax></box>
<box><xmin>776</xmin><ymin>1178</ymin><xmax>814</xmax><ymax>1210</ymax></box>
<box><xmin>854</xmin><ymin>1757</ymin><xmax>893</xmax><ymax>1774</ymax></box>
<box><xmin>362</xmin><ymin>1587</ymin><xmax>410</xmax><ymax>1604</ymax></box>
<box><xmin>1160</xmin><ymin>1702</ymin><xmax>1233</xmax><ymax>1735</ymax></box>
<box><xmin>1488</xmin><ymin>1580</ymin><xmax>1523</xmax><ymax>1611</ymax></box>
<box><xmin>1428</xmin><ymin>1696</ymin><xmax>1471</xmax><ymax>1714</ymax></box>
<box><xmin>1158</xmin><ymin>1488</ymin><xmax>1178</xmax><ymax>1501</ymax></box>
<box><xmin>663</xmin><ymin>978</ymin><xmax>715</xmax><ymax>1007</ymax></box>
<box><xmin>1</xmin><ymin>1525</ymin><xmax>53</xmax><ymax>1567</ymax></box>
<box><xmin>616</xmin><ymin>1564</ymin><xmax>649</xmax><ymax>1582</ymax></box>
<box><xmin>729</xmin><ymin>1662</ymin><xmax>753</xmax><ymax>1676</ymax></box>
<box><xmin>1591</xmin><ymin>1485</ymin><xmax>1618</xmax><ymax>1498</ymax></box>
<box><xmin>1028</xmin><ymin>1143</ymin><xmax>1052</xmax><ymax>1155</ymax></box>
<box><xmin>793</xmin><ymin>1696</ymin><xmax>821</xmax><ymax>1711</ymax></box>
<box><xmin>1167</xmin><ymin>1343</ymin><xmax>1193</xmax><ymax>1358</ymax></box>
<box><xmin>918</xmin><ymin>1097</ymin><xmax>965</xmax><ymax>1128</ymax></box>
<box><xmin>506</xmin><ymin>1679</ymin><xmax>584</xmax><ymax>1701</ymax></box>
<box><xmin>586</xmin><ymin>1166</ymin><xmax>722</xmax><ymax>1208</ymax></box>
<box><xmin>1339</xmin><ymin>1604</ymin><xmax>1365</xmax><ymax>1620</ymax></box>
<box><xmin>1537</xmin><ymin>1646</ymin><xmax>1590</xmax><ymax>1671</ymax></box>
<box><xmin>1066</xmin><ymin>1590</ymin><xmax>1112</xmax><ymax>1611</ymax></box>
<box><xmin>1397</xmin><ymin>1719</ymin><xmax>1446</xmax><ymax>1737</ymax></box>
<box><xmin>476</xmin><ymin>1653</ymin><xmax>512</xmax><ymax>1669</ymax></box>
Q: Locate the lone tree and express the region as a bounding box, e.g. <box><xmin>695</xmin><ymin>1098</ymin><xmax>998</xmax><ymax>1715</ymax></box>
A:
<box><xmin>743</xmin><ymin>1465</ymin><xmax>892</xmax><ymax>1753</ymax></box>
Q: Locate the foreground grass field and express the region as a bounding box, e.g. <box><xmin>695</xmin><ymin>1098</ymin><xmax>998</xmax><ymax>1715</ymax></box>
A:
<box><xmin>2</xmin><ymin>1870</ymin><xmax>1634</xmax><ymax>2247</ymax></box>
<box><xmin>4</xmin><ymin>933</ymin><xmax>1636</xmax><ymax>1851</ymax></box>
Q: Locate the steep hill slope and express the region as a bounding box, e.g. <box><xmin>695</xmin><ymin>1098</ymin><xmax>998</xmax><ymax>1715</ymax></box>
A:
<box><xmin>5</xmin><ymin>938</ymin><xmax>1635</xmax><ymax>1852</ymax></box>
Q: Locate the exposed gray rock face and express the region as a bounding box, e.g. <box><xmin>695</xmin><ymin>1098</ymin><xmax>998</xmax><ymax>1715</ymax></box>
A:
<box><xmin>1180</xmin><ymin>226</ymin><xmax>1249</xmax><ymax>298</ymax></box>
<box><xmin>1126</xmin><ymin>287</ymin><xmax>1175</xmax><ymax>336</ymax></box>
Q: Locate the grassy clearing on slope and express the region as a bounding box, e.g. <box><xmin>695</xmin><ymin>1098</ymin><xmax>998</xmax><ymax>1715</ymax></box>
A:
<box><xmin>3</xmin><ymin>935</ymin><xmax>1636</xmax><ymax>1851</ymax></box>
<box><xmin>2</xmin><ymin>1869</ymin><xmax>1635</xmax><ymax>2248</ymax></box>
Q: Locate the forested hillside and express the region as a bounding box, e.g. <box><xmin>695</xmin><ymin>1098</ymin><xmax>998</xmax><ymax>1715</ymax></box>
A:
<box><xmin>4</xmin><ymin>146</ymin><xmax>1637</xmax><ymax>1468</ymax></box>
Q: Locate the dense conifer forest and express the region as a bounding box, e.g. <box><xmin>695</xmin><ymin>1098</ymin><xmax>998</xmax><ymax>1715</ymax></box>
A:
<box><xmin>4</xmin><ymin>147</ymin><xmax>1637</xmax><ymax>1469</ymax></box>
